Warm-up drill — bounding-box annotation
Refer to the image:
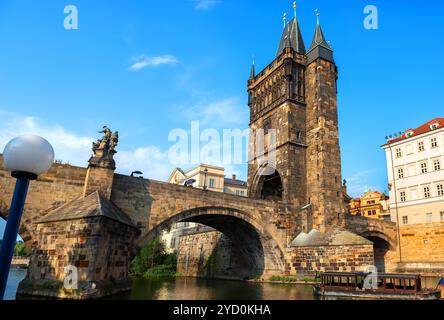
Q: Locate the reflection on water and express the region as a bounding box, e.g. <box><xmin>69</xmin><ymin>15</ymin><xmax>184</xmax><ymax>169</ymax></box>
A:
<box><xmin>117</xmin><ymin>277</ymin><xmax>318</xmax><ymax>300</ymax></box>
<box><xmin>5</xmin><ymin>268</ymin><xmax>27</xmax><ymax>300</ymax></box>
<box><xmin>5</xmin><ymin>270</ymin><xmax>442</xmax><ymax>300</ymax></box>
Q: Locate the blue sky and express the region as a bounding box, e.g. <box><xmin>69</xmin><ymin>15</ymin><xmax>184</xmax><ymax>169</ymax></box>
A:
<box><xmin>1</xmin><ymin>0</ymin><xmax>443</xmax><ymax>236</ymax></box>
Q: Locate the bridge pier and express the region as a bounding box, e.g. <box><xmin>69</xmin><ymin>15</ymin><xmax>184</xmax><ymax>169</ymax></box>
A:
<box><xmin>17</xmin><ymin>192</ymin><xmax>138</xmax><ymax>300</ymax></box>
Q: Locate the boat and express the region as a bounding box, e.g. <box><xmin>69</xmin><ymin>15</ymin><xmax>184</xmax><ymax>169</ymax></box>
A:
<box><xmin>313</xmin><ymin>272</ymin><xmax>441</xmax><ymax>300</ymax></box>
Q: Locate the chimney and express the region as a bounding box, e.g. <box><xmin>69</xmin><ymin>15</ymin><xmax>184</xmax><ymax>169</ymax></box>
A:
<box><xmin>232</xmin><ymin>174</ymin><xmax>236</xmax><ymax>181</ymax></box>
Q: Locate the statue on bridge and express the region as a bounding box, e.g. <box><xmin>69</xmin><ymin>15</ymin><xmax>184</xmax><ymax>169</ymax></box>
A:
<box><xmin>89</xmin><ymin>126</ymin><xmax>118</xmax><ymax>170</ymax></box>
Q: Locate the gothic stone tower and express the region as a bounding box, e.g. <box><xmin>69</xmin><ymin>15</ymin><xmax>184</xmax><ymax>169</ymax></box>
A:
<box><xmin>247</xmin><ymin>11</ymin><xmax>345</xmax><ymax>233</ymax></box>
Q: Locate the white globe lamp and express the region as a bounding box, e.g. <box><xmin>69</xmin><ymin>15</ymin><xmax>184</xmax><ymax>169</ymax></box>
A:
<box><xmin>0</xmin><ymin>134</ymin><xmax>54</xmax><ymax>300</ymax></box>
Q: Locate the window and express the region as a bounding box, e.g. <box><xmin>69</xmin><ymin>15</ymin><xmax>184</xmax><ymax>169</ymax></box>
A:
<box><xmin>170</xmin><ymin>237</ymin><xmax>176</xmax><ymax>249</ymax></box>
<box><xmin>398</xmin><ymin>168</ymin><xmax>404</xmax><ymax>179</ymax></box>
<box><xmin>236</xmin><ymin>190</ymin><xmax>241</xmax><ymax>196</ymax></box>
<box><xmin>423</xmin><ymin>187</ymin><xmax>431</xmax><ymax>199</ymax></box>
<box><xmin>418</xmin><ymin>141</ymin><xmax>425</xmax><ymax>152</ymax></box>
<box><xmin>209</xmin><ymin>179</ymin><xmax>215</xmax><ymax>188</ymax></box>
<box><xmin>263</xmin><ymin>118</ymin><xmax>272</xmax><ymax>135</ymax></box>
<box><xmin>402</xmin><ymin>216</ymin><xmax>408</xmax><ymax>225</ymax></box>
<box><xmin>437</xmin><ymin>184</ymin><xmax>444</xmax><ymax>196</ymax></box>
<box><xmin>395</xmin><ymin>148</ymin><xmax>402</xmax><ymax>158</ymax></box>
<box><xmin>431</xmin><ymin>137</ymin><xmax>438</xmax><ymax>148</ymax></box>
<box><xmin>434</xmin><ymin>159</ymin><xmax>441</xmax><ymax>171</ymax></box>
<box><xmin>420</xmin><ymin>162</ymin><xmax>428</xmax><ymax>174</ymax></box>
<box><xmin>426</xmin><ymin>213</ymin><xmax>433</xmax><ymax>224</ymax></box>
<box><xmin>240</xmin><ymin>191</ymin><xmax>245</xmax><ymax>196</ymax></box>
<box><xmin>441</xmin><ymin>211</ymin><xmax>444</xmax><ymax>221</ymax></box>
<box><xmin>400</xmin><ymin>191</ymin><xmax>406</xmax><ymax>202</ymax></box>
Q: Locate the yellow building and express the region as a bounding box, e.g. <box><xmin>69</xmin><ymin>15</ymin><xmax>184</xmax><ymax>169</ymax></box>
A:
<box><xmin>349</xmin><ymin>190</ymin><xmax>390</xmax><ymax>220</ymax></box>
<box><xmin>168</xmin><ymin>164</ymin><xmax>225</xmax><ymax>192</ymax></box>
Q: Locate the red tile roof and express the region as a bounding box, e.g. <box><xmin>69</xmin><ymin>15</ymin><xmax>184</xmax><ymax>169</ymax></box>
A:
<box><xmin>385</xmin><ymin>117</ymin><xmax>444</xmax><ymax>145</ymax></box>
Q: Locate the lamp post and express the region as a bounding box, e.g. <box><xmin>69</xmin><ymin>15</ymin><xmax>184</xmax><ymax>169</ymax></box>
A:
<box><xmin>203</xmin><ymin>168</ymin><xmax>208</xmax><ymax>191</ymax></box>
<box><xmin>0</xmin><ymin>135</ymin><xmax>54</xmax><ymax>300</ymax></box>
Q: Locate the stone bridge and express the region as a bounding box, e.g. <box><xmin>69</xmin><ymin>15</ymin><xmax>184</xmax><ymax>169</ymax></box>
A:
<box><xmin>0</xmin><ymin>155</ymin><xmax>399</xmax><ymax>298</ymax></box>
<box><xmin>0</xmin><ymin>156</ymin><xmax>300</xmax><ymax>280</ymax></box>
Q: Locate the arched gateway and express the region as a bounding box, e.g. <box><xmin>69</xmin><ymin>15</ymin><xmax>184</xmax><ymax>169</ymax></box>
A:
<box><xmin>140</xmin><ymin>206</ymin><xmax>285</xmax><ymax>280</ymax></box>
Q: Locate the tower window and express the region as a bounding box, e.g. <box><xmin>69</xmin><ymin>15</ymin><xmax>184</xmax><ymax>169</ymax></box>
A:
<box><xmin>296</xmin><ymin>131</ymin><xmax>302</xmax><ymax>141</ymax></box>
<box><xmin>263</xmin><ymin>118</ymin><xmax>272</xmax><ymax>135</ymax></box>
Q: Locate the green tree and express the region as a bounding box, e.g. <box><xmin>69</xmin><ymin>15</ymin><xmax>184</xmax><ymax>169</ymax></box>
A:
<box><xmin>130</xmin><ymin>239</ymin><xmax>179</xmax><ymax>277</ymax></box>
<box><xmin>14</xmin><ymin>241</ymin><xmax>28</xmax><ymax>257</ymax></box>
<box><xmin>130</xmin><ymin>239</ymin><xmax>168</xmax><ymax>274</ymax></box>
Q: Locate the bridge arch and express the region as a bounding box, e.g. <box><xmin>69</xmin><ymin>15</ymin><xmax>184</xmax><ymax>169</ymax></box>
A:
<box><xmin>249</xmin><ymin>163</ymin><xmax>283</xmax><ymax>201</ymax></box>
<box><xmin>139</xmin><ymin>206</ymin><xmax>285</xmax><ymax>280</ymax></box>
<box><xmin>359</xmin><ymin>230</ymin><xmax>396</xmax><ymax>273</ymax></box>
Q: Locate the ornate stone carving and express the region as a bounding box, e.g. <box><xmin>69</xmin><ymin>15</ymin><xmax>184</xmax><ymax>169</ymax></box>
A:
<box><xmin>88</xmin><ymin>126</ymin><xmax>118</xmax><ymax>170</ymax></box>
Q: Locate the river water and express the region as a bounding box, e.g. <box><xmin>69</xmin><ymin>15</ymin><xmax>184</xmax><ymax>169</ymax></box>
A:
<box><xmin>5</xmin><ymin>269</ymin><xmax>441</xmax><ymax>300</ymax></box>
<box><xmin>7</xmin><ymin>269</ymin><xmax>316</xmax><ymax>300</ymax></box>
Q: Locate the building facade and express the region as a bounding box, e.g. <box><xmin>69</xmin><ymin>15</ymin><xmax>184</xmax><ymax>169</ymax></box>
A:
<box><xmin>382</xmin><ymin>118</ymin><xmax>444</xmax><ymax>225</ymax></box>
<box><xmin>349</xmin><ymin>190</ymin><xmax>390</xmax><ymax>220</ymax></box>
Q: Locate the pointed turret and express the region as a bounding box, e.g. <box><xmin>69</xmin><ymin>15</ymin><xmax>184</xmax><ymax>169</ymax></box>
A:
<box><xmin>250</xmin><ymin>56</ymin><xmax>255</xmax><ymax>79</ymax></box>
<box><xmin>276</xmin><ymin>4</ymin><xmax>305</xmax><ymax>57</ymax></box>
<box><xmin>307</xmin><ymin>9</ymin><xmax>334</xmax><ymax>64</ymax></box>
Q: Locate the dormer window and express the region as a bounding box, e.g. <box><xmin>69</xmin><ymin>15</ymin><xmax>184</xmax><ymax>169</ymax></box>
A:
<box><xmin>430</xmin><ymin>123</ymin><xmax>439</xmax><ymax>130</ymax></box>
<box><xmin>405</xmin><ymin>130</ymin><xmax>414</xmax><ymax>138</ymax></box>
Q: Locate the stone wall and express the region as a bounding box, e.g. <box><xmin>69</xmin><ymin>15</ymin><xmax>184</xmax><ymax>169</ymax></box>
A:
<box><xmin>285</xmin><ymin>245</ymin><xmax>375</xmax><ymax>276</ymax></box>
<box><xmin>17</xmin><ymin>216</ymin><xmax>137</xmax><ymax>299</ymax></box>
<box><xmin>398</xmin><ymin>222</ymin><xmax>444</xmax><ymax>273</ymax></box>
<box><xmin>177</xmin><ymin>231</ymin><xmax>233</xmax><ymax>279</ymax></box>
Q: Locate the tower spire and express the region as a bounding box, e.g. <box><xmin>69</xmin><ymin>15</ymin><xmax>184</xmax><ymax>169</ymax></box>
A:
<box><xmin>276</xmin><ymin>3</ymin><xmax>305</xmax><ymax>56</ymax></box>
<box><xmin>307</xmin><ymin>9</ymin><xmax>334</xmax><ymax>64</ymax></box>
<box><xmin>250</xmin><ymin>55</ymin><xmax>255</xmax><ymax>79</ymax></box>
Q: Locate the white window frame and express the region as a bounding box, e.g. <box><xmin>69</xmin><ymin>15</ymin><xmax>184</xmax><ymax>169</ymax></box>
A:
<box><xmin>431</xmin><ymin>137</ymin><xmax>438</xmax><ymax>148</ymax></box>
<box><xmin>418</xmin><ymin>141</ymin><xmax>425</xmax><ymax>152</ymax></box>
<box><xmin>400</xmin><ymin>191</ymin><xmax>407</xmax><ymax>202</ymax></box>
<box><xmin>402</xmin><ymin>216</ymin><xmax>408</xmax><ymax>225</ymax></box>
<box><xmin>395</xmin><ymin>148</ymin><xmax>402</xmax><ymax>158</ymax></box>
<box><xmin>433</xmin><ymin>159</ymin><xmax>441</xmax><ymax>171</ymax></box>
<box><xmin>437</xmin><ymin>184</ymin><xmax>444</xmax><ymax>197</ymax></box>
<box><xmin>423</xmin><ymin>186</ymin><xmax>431</xmax><ymax>199</ymax></box>
<box><xmin>420</xmin><ymin>162</ymin><xmax>428</xmax><ymax>174</ymax></box>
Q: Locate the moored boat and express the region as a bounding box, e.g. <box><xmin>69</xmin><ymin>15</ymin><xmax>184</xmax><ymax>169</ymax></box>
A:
<box><xmin>313</xmin><ymin>272</ymin><xmax>441</xmax><ymax>300</ymax></box>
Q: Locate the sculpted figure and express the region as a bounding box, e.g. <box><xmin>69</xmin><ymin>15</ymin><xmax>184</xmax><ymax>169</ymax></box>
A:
<box><xmin>109</xmin><ymin>131</ymin><xmax>119</xmax><ymax>153</ymax></box>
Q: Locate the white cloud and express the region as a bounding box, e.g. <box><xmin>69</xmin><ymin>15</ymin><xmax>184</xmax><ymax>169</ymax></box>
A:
<box><xmin>195</xmin><ymin>0</ymin><xmax>220</xmax><ymax>10</ymax></box>
<box><xmin>128</xmin><ymin>55</ymin><xmax>179</xmax><ymax>72</ymax></box>
<box><xmin>115</xmin><ymin>146</ymin><xmax>172</xmax><ymax>181</ymax></box>
<box><xmin>0</xmin><ymin>110</ymin><xmax>93</xmax><ymax>168</ymax></box>
<box><xmin>181</xmin><ymin>97</ymin><xmax>249</xmax><ymax>127</ymax></box>
<box><xmin>0</xmin><ymin>109</ymin><xmax>174</xmax><ymax>181</ymax></box>
<box><xmin>345</xmin><ymin>170</ymin><xmax>379</xmax><ymax>198</ymax></box>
